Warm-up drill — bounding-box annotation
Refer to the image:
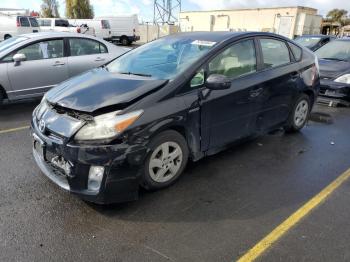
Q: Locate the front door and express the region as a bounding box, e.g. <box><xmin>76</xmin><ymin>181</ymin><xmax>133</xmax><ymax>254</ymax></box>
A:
<box><xmin>7</xmin><ymin>38</ymin><xmax>68</xmax><ymax>98</ymax></box>
<box><xmin>200</xmin><ymin>39</ymin><xmax>262</xmax><ymax>150</ymax></box>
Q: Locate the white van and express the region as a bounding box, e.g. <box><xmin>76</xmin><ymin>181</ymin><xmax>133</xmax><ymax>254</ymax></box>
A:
<box><xmin>68</xmin><ymin>19</ymin><xmax>111</xmax><ymax>40</ymax></box>
<box><xmin>0</xmin><ymin>15</ymin><xmax>40</xmax><ymax>40</ymax></box>
<box><xmin>38</xmin><ymin>18</ymin><xmax>95</xmax><ymax>36</ymax></box>
<box><xmin>99</xmin><ymin>15</ymin><xmax>140</xmax><ymax>45</ymax></box>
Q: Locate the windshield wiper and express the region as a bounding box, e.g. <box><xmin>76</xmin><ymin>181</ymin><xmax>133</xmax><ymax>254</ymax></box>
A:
<box><xmin>321</xmin><ymin>57</ymin><xmax>348</xmax><ymax>62</ymax></box>
<box><xmin>118</xmin><ymin>71</ymin><xmax>152</xmax><ymax>77</ymax></box>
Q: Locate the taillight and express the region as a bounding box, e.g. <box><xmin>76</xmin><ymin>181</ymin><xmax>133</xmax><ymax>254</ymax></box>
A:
<box><xmin>133</xmin><ymin>28</ymin><xmax>136</xmax><ymax>33</ymax></box>
<box><xmin>76</xmin><ymin>27</ymin><xmax>81</xmax><ymax>33</ymax></box>
<box><xmin>16</xmin><ymin>20</ymin><xmax>20</xmax><ymax>27</ymax></box>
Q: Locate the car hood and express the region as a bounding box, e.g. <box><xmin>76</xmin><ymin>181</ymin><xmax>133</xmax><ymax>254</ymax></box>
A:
<box><xmin>45</xmin><ymin>68</ymin><xmax>168</xmax><ymax>113</ymax></box>
<box><xmin>318</xmin><ymin>59</ymin><xmax>350</xmax><ymax>79</ymax></box>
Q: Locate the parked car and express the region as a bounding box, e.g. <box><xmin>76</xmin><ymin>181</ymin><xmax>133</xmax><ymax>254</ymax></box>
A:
<box><xmin>0</xmin><ymin>32</ymin><xmax>129</xmax><ymax>103</ymax></box>
<box><xmin>68</xmin><ymin>19</ymin><xmax>111</xmax><ymax>40</ymax></box>
<box><xmin>31</xmin><ymin>32</ymin><xmax>320</xmax><ymax>204</ymax></box>
<box><xmin>0</xmin><ymin>15</ymin><xmax>40</xmax><ymax>40</ymax></box>
<box><xmin>38</xmin><ymin>18</ymin><xmax>95</xmax><ymax>36</ymax></box>
<box><xmin>315</xmin><ymin>38</ymin><xmax>350</xmax><ymax>104</ymax></box>
<box><xmin>294</xmin><ymin>34</ymin><xmax>335</xmax><ymax>51</ymax></box>
<box><xmin>99</xmin><ymin>15</ymin><xmax>140</xmax><ymax>45</ymax></box>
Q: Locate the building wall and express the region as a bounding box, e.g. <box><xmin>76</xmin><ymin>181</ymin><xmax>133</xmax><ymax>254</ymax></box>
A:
<box><xmin>180</xmin><ymin>6</ymin><xmax>320</xmax><ymax>38</ymax></box>
<box><xmin>138</xmin><ymin>24</ymin><xmax>179</xmax><ymax>43</ymax></box>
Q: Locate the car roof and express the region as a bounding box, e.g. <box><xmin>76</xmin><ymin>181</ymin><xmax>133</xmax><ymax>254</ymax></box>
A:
<box><xmin>20</xmin><ymin>32</ymin><xmax>97</xmax><ymax>39</ymax></box>
<box><xmin>297</xmin><ymin>34</ymin><xmax>334</xmax><ymax>38</ymax></box>
<box><xmin>163</xmin><ymin>31</ymin><xmax>288</xmax><ymax>43</ymax></box>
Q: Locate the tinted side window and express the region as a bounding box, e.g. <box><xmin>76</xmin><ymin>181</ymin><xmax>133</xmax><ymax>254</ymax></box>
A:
<box><xmin>209</xmin><ymin>39</ymin><xmax>257</xmax><ymax>79</ymax></box>
<box><xmin>288</xmin><ymin>42</ymin><xmax>302</xmax><ymax>61</ymax></box>
<box><xmin>260</xmin><ymin>39</ymin><xmax>290</xmax><ymax>68</ymax></box>
<box><xmin>69</xmin><ymin>38</ymin><xmax>106</xmax><ymax>56</ymax></box>
<box><xmin>55</xmin><ymin>19</ymin><xmax>69</xmax><ymax>27</ymax></box>
<box><xmin>15</xmin><ymin>39</ymin><xmax>64</xmax><ymax>61</ymax></box>
<box><xmin>19</xmin><ymin>17</ymin><xmax>30</xmax><ymax>27</ymax></box>
<box><xmin>29</xmin><ymin>18</ymin><xmax>39</xmax><ymax>27</ymax></box>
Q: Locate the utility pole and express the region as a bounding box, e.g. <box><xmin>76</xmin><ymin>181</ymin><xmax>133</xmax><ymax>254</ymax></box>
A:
<box><xmin>153</xmin><ymin>0</ymin><xmax>181</xmax><ymax>24</ymax></box>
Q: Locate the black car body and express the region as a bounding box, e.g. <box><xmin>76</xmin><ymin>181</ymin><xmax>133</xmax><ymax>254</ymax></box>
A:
<box><xmin>31</xmin><ymin>32</ymin><xmax>320</xmax><ymax>204</ymax></box>
<box><xmin>294</xmin><ymin>35</ymin><xmax>335</xmax><ymax>51</ymax></box>
<box><xmin>315</xmin><ymin>38</ymin><xmax>350</xmax><ymax>104</ymax></box>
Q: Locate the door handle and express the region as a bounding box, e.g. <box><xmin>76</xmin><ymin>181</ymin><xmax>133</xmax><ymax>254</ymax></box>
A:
<box><xmin>291</xmin><ymin>72</ymin><xmax>299</xmax><ymax>79</ymax></box>
<box><xmin>53</xmin><ymin>61</ymin><xmax>65</xmax><ymax>66</ymax></box>
<box><xmin>250</xmin><ymin>88</ymin><xmax>263</xmax><ymax>98</ymax></box>
<box><xmin>95</xmin><ymin>57</ymin><xmax>105</xmax><ymax>62</ymax></box>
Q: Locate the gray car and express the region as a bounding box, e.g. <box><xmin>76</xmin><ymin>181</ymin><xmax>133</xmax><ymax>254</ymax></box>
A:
<box><xmin>0</xmin><ymin>32</ymin><xmax>129</xmax><ymax>103</ymax></box>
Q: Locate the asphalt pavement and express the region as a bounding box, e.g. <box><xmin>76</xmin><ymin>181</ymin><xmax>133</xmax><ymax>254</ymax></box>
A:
<box><xmin>0</xmin><ymin>101</ymin><xmax>349</xmax><ymax>262</ymax></box>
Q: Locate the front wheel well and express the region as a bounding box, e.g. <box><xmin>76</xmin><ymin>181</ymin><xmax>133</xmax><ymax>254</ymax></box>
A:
<box><xmin>0</xmin><ymin>85</ymin><xmax>7</xmax><ymax>100</ymax></box>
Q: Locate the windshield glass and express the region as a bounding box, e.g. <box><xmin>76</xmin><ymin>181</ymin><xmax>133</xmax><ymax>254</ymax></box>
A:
<box><xmin>295</xmin><ymin>36</ymin><xmax>321</xmax><ymax>47</ymax></box>
<box><xmin>315</xmin><ymin>40</ymin><xmax>350</xmax><ymax>61</ymax></box>
<box><xmin>0</xmin><ymin>36</ymin><xmax>28</xmax><ymax>53</ymax></box>
<box><xmin>107</xmin><ymin>37</ymin><xmax>216</xmax><ymax>80</ymax></box>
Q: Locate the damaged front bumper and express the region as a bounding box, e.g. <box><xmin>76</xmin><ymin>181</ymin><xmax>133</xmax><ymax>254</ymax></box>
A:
<box><xmin>319</xmin><ymin>79</ymin><xmax>350</xmax><ymax>105</ymax></box>
<box><xmin>31</xmin><ymin>115</ymin><xmax>147</xmax><ymax>204</ymax></box>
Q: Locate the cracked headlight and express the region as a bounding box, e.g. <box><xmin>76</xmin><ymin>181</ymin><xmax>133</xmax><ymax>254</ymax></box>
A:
<box><xmin>335</xmin><ymin>74</ymin><xmax>350</xmax><ymax>84</ymax></box>
<box><xmin>75</xmin><ymin>110</ymin><xmax>143</xmax><ymax>141</ymax></box>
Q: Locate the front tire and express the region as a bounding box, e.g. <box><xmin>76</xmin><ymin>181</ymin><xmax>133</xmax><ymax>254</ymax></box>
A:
<box><xmin>141</xmin><ymin>130</ymin><xmax>189</xmax><ymax>190</ymax></box>
<box><xmin>285</xmin><ymin>94</ymin><xmax>311</xmax><ymax>132</ymax></box>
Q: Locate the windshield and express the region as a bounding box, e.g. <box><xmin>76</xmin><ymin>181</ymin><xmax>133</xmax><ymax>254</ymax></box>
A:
<box><xmin>0</xmin><ymin>36</ymin><xmax>28</xmax><ymax>53</ymax></box>
<box><xmin>295</xmin><ymin>36</ymin><xmax>321</xmax><ymax>47</ymax></box>
<box><xmin>315</xmin><ymin>40</ymin><xmax>350</xmax><ymax>62</ymax></box>
<box><xmin>107</xmin><ymin>37</ymin><xmax>216</xmax><ymax>80</ymax></box>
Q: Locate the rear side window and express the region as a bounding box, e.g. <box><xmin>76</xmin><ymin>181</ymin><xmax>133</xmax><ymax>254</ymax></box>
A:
<box><xmin>39</xmin><ymin>19</ymin><xmax>52</xmax><ymax>27</ymax></box>
<box><xmin>55</xmin><ymin>19</ymin><xmax>69</xmax><ymax>27</ymax></box>
<box><xmin>19</xmin><ymin>17</ymin><xmax>30</xmax><ymax>27</ymax></box>
<box><xmin>209</xmin><ymin>39</ymin><xmax>257</xmax><ymax>79</ymax></box>
<box><xmin>29</xmin><ymin>18</ymin><xmax>39</xmax><ymax>27</ymax></box>
<box><xmin>69</xmin><ymin>38</ymin><xmax>108</xmax><ymax>56</ymax></box>
<box><xmin>260</xmin><ymin>38</ymin><xmax>291</xmax><ymax>69</ymax></box>
<box><xmin>288</xmin><ymin>42</ymin><xmax>302</xmax><ymax>61</ymax></box>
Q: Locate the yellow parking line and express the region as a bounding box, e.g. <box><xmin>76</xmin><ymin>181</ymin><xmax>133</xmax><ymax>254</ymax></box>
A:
<box><xmin>237</xmin><ymin>167</ymin><xmax>350</xmax><ymax>262</ymax></box>
<box><xmin>0</xmin><ymin>126</ymin><xmax>30</xmax><ymax>134</ymax></box>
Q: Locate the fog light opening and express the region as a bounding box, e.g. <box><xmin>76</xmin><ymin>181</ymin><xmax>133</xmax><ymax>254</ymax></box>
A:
<box><xmin>88</xmin><ymin>166</ymin><xmax>105</xmax><ymax>191</ymax></box>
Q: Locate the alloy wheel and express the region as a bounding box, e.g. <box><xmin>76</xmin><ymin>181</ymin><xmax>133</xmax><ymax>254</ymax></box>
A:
<box><xmin>294</xmin><ymin>99</ymin><xmax>309</xmax><ymax>127</ymax></box>
<box><xmin>148</xmin><ymin>141</ymin><xmax>183</xmax><ymax>183</ymax></box>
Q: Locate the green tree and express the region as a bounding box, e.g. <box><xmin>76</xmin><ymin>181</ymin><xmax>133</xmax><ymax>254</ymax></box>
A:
<box><xmin>66</xmin><ymin>0</ymin><xmax>94</xmax><ymax>19</ymax></box>
<box><xmin>40</xmin><ymin>0</ymin><xmax>60</xmax><ymax>18</ymax></box>
<box><xmin>326</xmin><ymin>9</ymin><xmax>348</xmax><ymax>26</ymax></box>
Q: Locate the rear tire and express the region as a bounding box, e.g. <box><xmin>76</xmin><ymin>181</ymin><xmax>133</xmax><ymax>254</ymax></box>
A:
<box><xmin>284</xmin><ymin>94</ymin><xmax>311</xmax><ymax>132</ymax></box>
<box><xmin>4</xmin><ymin>34</ymin><xmax>11</xmax><ymax>40</ymax></box>
<box><xmin>141</xmin><ymin>130</ymin><xmax>189</xmax><ymax>190</ymax></box>
<box><xmin>120</xmin><ymin>36</ymin><xmax>130</xmax><ymax>46</ymax></box>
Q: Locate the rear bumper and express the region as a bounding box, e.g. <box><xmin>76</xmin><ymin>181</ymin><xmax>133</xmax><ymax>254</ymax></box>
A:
<box><xmin>31</xmin><ymin>118</ymin><xmax>147</xmax><ymax>204</ymax></box>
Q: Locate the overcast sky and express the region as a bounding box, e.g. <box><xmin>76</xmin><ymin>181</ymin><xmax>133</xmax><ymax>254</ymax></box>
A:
<box><xmin>1</xmin><ymin>0</ymin><xmax>349</xmax><ymax>21</ymax></box>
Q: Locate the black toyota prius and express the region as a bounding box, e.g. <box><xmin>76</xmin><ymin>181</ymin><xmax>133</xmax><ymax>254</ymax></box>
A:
<box><xmin>32</xmin><ymin>32</ymin><xmax>320</xmax><ymax>204</ymax></box>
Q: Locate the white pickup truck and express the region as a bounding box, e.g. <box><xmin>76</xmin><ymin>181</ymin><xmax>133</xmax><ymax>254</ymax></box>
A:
<box><xmin>38</xmin><ymin>18</ymin><xmax>95</xmax><ymax>36</ymax></box>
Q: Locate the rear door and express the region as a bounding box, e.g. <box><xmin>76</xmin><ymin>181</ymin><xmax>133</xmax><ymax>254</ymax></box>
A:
<box><xmin>67</xmin><ymin>37</ymin><xmax>110</xmax><ymax>77</ymax></box>
<box><xmin>253</xmin><ymin>37</ymin><xmax>299</xmax><ymax>131</ymax></box>
<box><xmin>18</xmin><ymin>17</ymin><xmax>32</xmax><ymax>35</ymax></box>
<box><xmin>6</xmin><ymin>38</ymin><xmax>68</xmax><ymax>98</ymax></box>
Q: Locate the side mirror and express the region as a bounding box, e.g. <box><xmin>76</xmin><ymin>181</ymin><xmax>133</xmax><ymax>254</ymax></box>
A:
<box><xmin>205</xmin><ymin>74</ymin><xmax>231</xmax><ymax>90</ymax></box>
<box><xmin>13</xmin><ymin>53</ymin><xmax>26</xmax><ymax>63</ymax></box>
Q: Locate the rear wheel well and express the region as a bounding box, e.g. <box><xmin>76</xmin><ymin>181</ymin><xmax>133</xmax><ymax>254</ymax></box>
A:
<box><xmin>303</xmin><ymin>90</ymin><xmax>315</xmax><ymax>106</ymax></box>
<box><xmin>4</xmin><ymin>34</ymin><xmax>11</xmax><ymax>40</ymax></box>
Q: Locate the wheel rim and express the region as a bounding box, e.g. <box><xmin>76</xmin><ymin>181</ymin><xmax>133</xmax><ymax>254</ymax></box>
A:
<box><xmin>148</xmin><ymin>141</ymin><xmax>183</xmax><ymax>183</ymax></box>
<box><xmin>294</xmin><ymin>99</ymin><xmax>309</xmax><ymax>127</ymax></box>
